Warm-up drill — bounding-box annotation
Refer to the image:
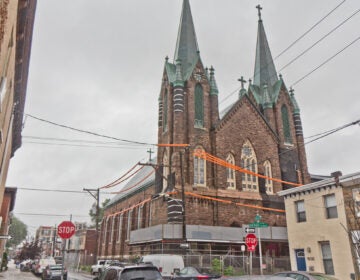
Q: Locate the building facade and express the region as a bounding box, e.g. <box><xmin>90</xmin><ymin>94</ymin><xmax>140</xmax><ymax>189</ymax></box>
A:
<box><xmin>278</xmin><ymin>172</ymin><xmax>360</xmax><ymax>279</ymax></box>
<box><xmin>0</xmin><ymin>0</ymin><xmax>36</xmax><ymax>258</ymax></box>
<box><xmin>66</xmin><ymin>227</ymin><xmax>97</xmax><ymax>269</ymax></box>
<box><xmin>35</xmin><ymin>225</ymin><xmax>58</xmax><ymax>257</ymax></box>
<box><xmin>99</xmin><ymin>0</ymin><xmax>310</xmax><ymax>263</ymax></box>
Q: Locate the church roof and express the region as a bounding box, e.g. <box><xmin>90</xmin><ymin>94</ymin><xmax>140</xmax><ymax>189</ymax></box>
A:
<box><xmin>253</xmin><ymin>6</ymin><xmax>278</xmax><ymax>89</ymax></box>
<box><xmin>173</xmin><ymin>0</ymin><xmax>200</xmax><ymax>79</ymax></box>
<box><xmin>107</xmin><ymin>161</ymin><xmax>156</xmax><ymax>208</ymax></box>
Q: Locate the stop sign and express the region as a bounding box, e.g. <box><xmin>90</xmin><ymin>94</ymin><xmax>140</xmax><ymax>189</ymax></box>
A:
<box><xmin>57</xmin><ymin>221</ymin><xmax>76</xmax><ymax>239</ymax></box>
<box><xmin>245</xmin><ymin>233</ymin><xmax>257</xmax><ymax>252</ymax></box>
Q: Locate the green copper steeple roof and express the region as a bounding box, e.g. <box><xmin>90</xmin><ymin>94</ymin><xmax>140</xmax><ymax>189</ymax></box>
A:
<box><xmin>253</xmin><ymin>5</ymin><xmax>278</xmax><ymax>88</ymax></box>
<box><xmin>173</xmin><ymin>0</ymin><xmax>200</xmax><ymax>79</ymax></box>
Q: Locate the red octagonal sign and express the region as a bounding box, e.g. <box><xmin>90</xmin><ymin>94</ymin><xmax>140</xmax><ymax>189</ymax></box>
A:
<box><xmin>57</xmin><ymin>221</ymin><xmax>76</xmax><ymax>239</ymax></box>
<box><xmin>245</xmin><ymin>233</ymin><xmax>258</xmax><ymax>252</ymax></box>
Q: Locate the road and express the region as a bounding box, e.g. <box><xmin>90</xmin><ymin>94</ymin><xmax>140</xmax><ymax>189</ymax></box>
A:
<box><xmin>1</xmin><ymin>261</ymin><xmax>94</xmax><ymax>280</ymax></box>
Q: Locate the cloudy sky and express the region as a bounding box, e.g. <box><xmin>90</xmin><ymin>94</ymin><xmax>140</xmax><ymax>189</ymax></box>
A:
<box><xmin>7</xmin><ymin>0</ymin><xmax>360</xmax><ymax>235</ymax></box>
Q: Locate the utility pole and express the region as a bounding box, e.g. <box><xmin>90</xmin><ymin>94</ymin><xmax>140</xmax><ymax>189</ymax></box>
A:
<box><xmin>52</xmin><ymin>224</ymin><xmax>56</xmax><ymax>257</ymax></box>
<box><xmin>84</xmin><ymin>188</ymin><xmax>100</xmax><ymax>260</ymax></box>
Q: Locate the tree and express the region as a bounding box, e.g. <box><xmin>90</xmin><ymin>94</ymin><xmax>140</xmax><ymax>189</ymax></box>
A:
<box><xmin>6</xmin><ymin>216</ymin><xmax>27</xmax><ymax>249</ymax></box>
<box><xmin>89</xmin><ymin>198</ymin><xmax>110</xmax><ymax>227</ymax></box>
<box><xmin>16</xmin><ymin>241</ymin><xmax>41</xmax><ymax>261</ymax></box>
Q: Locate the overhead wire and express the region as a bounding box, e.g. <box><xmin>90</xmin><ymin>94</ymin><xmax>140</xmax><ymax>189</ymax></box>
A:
<box><xmin>220</xmin><ymin>0</ymin><xmax>348</xmax><ymax>105</ymax></box>
<box><xmin>279</xmin><ymin>7</ymin><xmax>360</xmax><ymax>73</ymax></box>
<box><xmin>291</xmin><ymin>35</ymin><xmax>360</xmax><ymax>87</ymax></box>
<box><xmin>26</xmin><ymin>114</ymin><xmax>156</xmax><ymax>147</ymax></box>
<box><xmin>274</xmin><ymin>0</ymin><xmax>347</xmax><ymax>59</ymax></box>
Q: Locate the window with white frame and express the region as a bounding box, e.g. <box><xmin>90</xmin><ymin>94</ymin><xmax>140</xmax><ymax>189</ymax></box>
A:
<box><xmin>137</xmin><ymin>205</ymin><xmax>143</xmax><ymax>229</ymax></box>
<box><xmin>127</xmin><ymin>209</ymin><xmax>132</xmax><ymax>240</ymax></box>
<box><xmin>226</xmin><ymin>153</ymin><xmax>236</xmax><ymax>189</ymax></box>
<box><xmin>0</xmin><ymin>77</ymin><xmax>7</xmax><ymax>104</ymax></box>
<box><xmin>295</xmin><ymin>200</ymin><xmax>306</xmax><ymax>223</ymax></box>
<box><xmin>117</xmin><ymin>214</ymin><xmax>123</xmax><ymax>243</ymax></box>
<box><xmin>320</xmin><ymin>241</ymin><xmax>335</xmax><ymax>275</ymax></box>
<box><xmin>103</xmin><ymin>216</ymin><xmax>109</xmax><ymax>244</ymax></box>
<box><xmin>110</xmin><ymin>216</ymin><xmax>115</xmax><ymax>244</ymax></box>
<box><xmin>194</xmin><ymin>147</ymin><xmax>206</xmax><ymax>187</ymax></box>
<box><xmin>324</xmin><ymin>194</ymin><xmax>338</xmax><ymax>219</ymax></box>
<box><xmin>263</xmin><ymin>160</ymin><xmax>273</xmax><ymax>194</ymax></box>
<box><xmin>241</xmin><ymin>140</ymin><xmax>258</xmax><ymax>192</ymax></box>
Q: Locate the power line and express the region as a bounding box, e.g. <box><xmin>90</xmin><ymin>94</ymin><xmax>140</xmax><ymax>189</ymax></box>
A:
<box><xmin>291</xmin><ymin>34</ymin><xmax>360</xmax><ymax>87</ymax></box>
<box><xmin>279</xmin><ymin>7</ymin><xmax>360</xmax><ymax>73</ymax></box>
<box><xmin>220</xmin><ymin>0</ymin><xmax>349</xmax><ymax>104</ymax></box>
<box><xmin>26</xmin><ymin>114</ymin><xmax>156</xmax><ymax>147</ymax></box>
<box><xmin>14</xmin><ymin>212</ymin><xmax>89</xmax><ymax>218</ymax></box>
<box><xmin>23</xmin><ymin>141</ymin><xmax>147</xmax><ymax>150</ymax></box>
<box><xmin>13</xmin><ymin>186</ymin><xmax>114</xmax><ymax>195</ymax></box>
<box><xmin>274</xmin><ymin>0</ymin><xmax>347</xmax><ymax>59</ymax></box>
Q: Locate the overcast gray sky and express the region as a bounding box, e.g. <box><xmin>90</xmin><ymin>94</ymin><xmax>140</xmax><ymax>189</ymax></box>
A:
<box><xmin>7</xmin><ymin>0</ymin><xmax>360</xmax><ymax>236</ymax></box>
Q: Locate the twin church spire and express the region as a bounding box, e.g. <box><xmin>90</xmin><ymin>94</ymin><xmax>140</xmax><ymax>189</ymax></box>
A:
<box><xmin>172</xmin><ymin>1</ymin><xmax>279</xmax><ymax>91</ymax></box>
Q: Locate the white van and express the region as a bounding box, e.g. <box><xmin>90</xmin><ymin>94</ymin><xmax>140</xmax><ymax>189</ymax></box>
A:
<box><xmin>34</xmin><ymin>257</ymin><xmax>56</xmax><ymax>275</ymax></box>
<box><xmin>139</xmin><ymin>254</ymin><xmax>184</xmax><ymax>279</ymax></box>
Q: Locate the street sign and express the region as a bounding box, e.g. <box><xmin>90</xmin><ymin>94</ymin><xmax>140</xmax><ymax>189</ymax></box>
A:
<box><xmin>249</xmin><ymin>221</ymin><xmax>269</xmax><ymax>228</ymax></box>
<box><xmin>0</xmin><ymin>235</ymin><xmax>11</xmax><ymax>239</ymax></box>
<box><xmin>245</xmin><ymin>227</ymin><xmax>255</xmax><ymax>234</ymax></box>
<box><xmin>57</xmin><ymin>221</ymin><xmax>76</xmax><ymax>239</ymax></box>
<box><xmin>245</xmin><ymin>233</ymin><xmax>257</xmax><ymax>252</ymax></box>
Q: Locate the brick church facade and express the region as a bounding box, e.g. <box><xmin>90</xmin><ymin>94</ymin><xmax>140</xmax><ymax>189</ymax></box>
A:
<box><xmin>99</xmin><ymin>1</ymin><xmax>311</xmax><ymax>260</ymax></box>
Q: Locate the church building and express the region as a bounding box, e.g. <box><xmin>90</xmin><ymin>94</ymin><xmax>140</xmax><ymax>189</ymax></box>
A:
<box><xmin>99</xmin><ymin>0</ymin><xmax>311</xmax><ymax>261</ymax></box>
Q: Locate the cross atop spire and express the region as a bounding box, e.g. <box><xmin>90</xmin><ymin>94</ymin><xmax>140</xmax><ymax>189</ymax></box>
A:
<box><xmin>253</xmin><ymin>5</ymin><xmax>278</xmax><ymax>88</ymax></box>
<box><xmin>256</xmin><ymin>4</ymin><xmax>262</xmax><ymax>21</ymax></box>
<box><xmin>238</xmin><ymin>76</ymin><xmax>247</xmax><ymax>89</ymax></box>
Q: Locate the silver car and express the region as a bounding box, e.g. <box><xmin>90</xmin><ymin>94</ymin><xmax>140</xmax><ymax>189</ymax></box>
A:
<box><xmin>273</xmin><ymin>271</ymin><xmax>338</xmax><ymax>280</ymax></box>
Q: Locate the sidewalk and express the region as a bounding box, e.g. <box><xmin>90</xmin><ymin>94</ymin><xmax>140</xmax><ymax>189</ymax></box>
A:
<box><xmin>0</xmin><ymin>260</ymin><xmax>38</xmax><ymax>280</ymax></box>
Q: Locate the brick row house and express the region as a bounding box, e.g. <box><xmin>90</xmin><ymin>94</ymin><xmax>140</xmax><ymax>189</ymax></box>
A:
<box><xmin>98</xmin><ymin>0</ymin><xmax>311</xmax><ymax>262</ymax></box>
<box><xmin>0</xmin><ymin>0</ymin><xmax>36</xmax><ymax>257</ymax></box>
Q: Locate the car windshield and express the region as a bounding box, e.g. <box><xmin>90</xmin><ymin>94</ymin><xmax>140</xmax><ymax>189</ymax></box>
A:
<box><xmin>309</xmin><ymin>273</ymin><xmax>338</xmax><ymax>280</ymax></box>
<box><xmin>49</xmin><ymin>265</ymin><xmax>63</xmax><ymax>271</ymax></box>
<box><xmin>120</xmin><ymin>267</ymin><xmax>162</xmax><ymax>280</ymax></box>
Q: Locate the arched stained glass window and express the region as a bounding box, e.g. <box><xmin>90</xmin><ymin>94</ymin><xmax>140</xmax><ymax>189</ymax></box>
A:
<box><xmin>281</xmin><ymin>105</ymin><xmax>292</xmax><ymax>144</ymax></box>
<box><xmin>194</xmin><ymin>146</ymin><xmax>206</xmax><ymax>186</ymax></box>
<box><xmin>226</xmin><ymin>154</ymin><xmax>236</xmax><ymax>189</ymax></box>
<box><xmin>162</xmin><ymin>152</ymin><xmax>169</xmax><ymax>192</ymax></box>
<box><xmin>264</xmin><ymin>160</ymin><xmax>273</xmax><ymax>194</ymax></box>
<box><xmin>194</xmin><ymin>84</ymin><xmax>204</xmax><ymax>127</ymax></box>
<box><xmin>163</xmin><ymin>89</ymin><xmax>168</xmax><ymax>132</ymax></box>
<box><xmin>241</xmin><ymin>140</ymin><xmax>258</xmax><ymax>192</ymax></box>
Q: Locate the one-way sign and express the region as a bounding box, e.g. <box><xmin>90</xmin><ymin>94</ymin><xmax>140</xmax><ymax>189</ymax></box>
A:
<box><xmin>245</xmin><ymin>227</ymin><xmax>255</xmax><ymax>234</ymax></box>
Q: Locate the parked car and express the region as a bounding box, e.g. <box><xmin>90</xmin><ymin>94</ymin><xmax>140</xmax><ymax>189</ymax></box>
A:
<box><xmin>139</xmin><ymin>254</ymin><xmax>184</xmax><ymax>279</ymax></box>
<box><xmin>221</xmin><ymin>276</ymin><xmax>293</xmax><ymax>280</ymax></box>
<box><xmin>173</xmin><ymin>266</ymin><xmax>221</xmax><ymax>280</ymax></box>
<box><xmin>41</xmin><ymin>264</ymin><xmax>67</xmax><ymax>280</ymax></box>
<box><xmin>93</xmin><ymin>265</ymin><xmax>124</xmax><ymax>280</ymax></box>
<box><xmin>221</xmin><ymin>277</ymin><xmax>293</xmax><ymax>280</ymax></box>
<box><xmin>92</xmin><ymin>260</ymin><xmax>122</xmax><ymax>275</ymax></box>
<box><xmin>19</xmin><ymin>259</ymin><xmax>32</xmax><ymax>272</ymax></box>
<box><xmin>273</xmin><ymin>271</ymin><xmax>338</xmax><ymax>280</ymax></box>
<box><xmin>34</xmin><ymin>257</ymin><xmax>56</xmax><ymax>276</ymax></box>
<box><xmin>118</xmin><ymin>263</ymin><xmax>163</xmax><ymax>280</ymax></box>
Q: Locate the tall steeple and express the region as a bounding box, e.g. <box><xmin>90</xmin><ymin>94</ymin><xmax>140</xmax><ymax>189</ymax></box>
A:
<box><xmin>173</xmin><ymin>0</ymin><xmax>200</xmax><ymax>79</ymax></box>
<box><xmin>253</xmin><ymin>5</ymin><xmax>278</xmax><ymax>88</ymax></box>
